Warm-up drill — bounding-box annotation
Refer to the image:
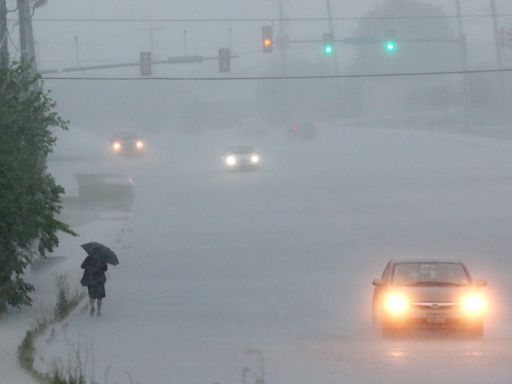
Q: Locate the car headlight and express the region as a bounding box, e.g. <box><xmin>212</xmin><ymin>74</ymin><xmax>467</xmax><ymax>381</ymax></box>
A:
<box><xmin>112</xmin><ymin>141</ymin><xmax>122</xmax><ymax>151</ymax></box>
<box><xmin>225</xmin><ymin>155</ymin><xmax>237</xmax><ymax>167</ymax></box>
<box><xmin>136</xmin><ymin>140</ymin><xmax>144</xmax><ymax>150</ymax></box>
<box><xmin>251</xmin><ymin>154</ymin><xmax>260</xmax><ymax>164</ymax></box>
<box><xmin>462</xmin><ymin>294</ymin><xmax>486</xmax><ymax>316</ymax></box>
<box><xmin>383</xmin><ymin>293</ymin><xmax>409</xmax><ymax>315</ymax></box>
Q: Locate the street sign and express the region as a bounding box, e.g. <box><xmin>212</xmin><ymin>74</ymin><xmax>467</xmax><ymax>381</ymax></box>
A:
<box><xmin>140</xmin><ymin>52</ymin><xmax>151</xmax><ymax>76</ymax></box>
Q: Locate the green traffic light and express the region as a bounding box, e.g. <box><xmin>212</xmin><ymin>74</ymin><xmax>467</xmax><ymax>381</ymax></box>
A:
<box><xmin>385</xmin><ymin>40</ymin><xmax>396</xmax><ymax>52</ymax></box>
<box><xmin>324</xmin><ymin>45</ymin><xmax>333</xmax><ymax>55</ymax></box>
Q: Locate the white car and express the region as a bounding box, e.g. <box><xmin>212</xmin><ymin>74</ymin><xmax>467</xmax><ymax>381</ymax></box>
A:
<box><xmin>223</xmin><ymin>146</ymin><xmax>261</xmax><ymax>171</ymax></box>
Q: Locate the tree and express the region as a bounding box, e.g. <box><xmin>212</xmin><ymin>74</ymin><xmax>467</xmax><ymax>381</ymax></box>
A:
<box><xmin>0</xmin><ymin>63</ymin><xmax>75</xmax><ymax>313</ymax></box>
<box><xmin>344</xmin><ymin>0</ymin><xmax>462</xmax><ymax>117</ymax></box>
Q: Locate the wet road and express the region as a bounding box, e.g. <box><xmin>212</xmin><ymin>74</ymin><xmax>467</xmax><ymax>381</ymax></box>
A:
<box><xmin>43</xmin><ymin>126</ymin><xmax>512</xmax><ymax>384</ymax></box>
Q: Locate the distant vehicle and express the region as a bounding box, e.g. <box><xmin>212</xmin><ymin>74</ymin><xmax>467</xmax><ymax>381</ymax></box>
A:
<box><xmin>286</xmin><ymin>122</ymin><xmax>319</xmax><ymax>140</ymax></box>
<box><xmin>372</xmin><ymin>260</ymin><xmax>488</xmax><ymax>337</ymax></box>
<box><xmin>223</xmin><ymin>145</ymin><xmax>261</xmax><ymax>171</ymax></box>
<box><xmin>110</xmin><ymin>132</ymin><xmax>145</xmax><ymax>155</ymax></box>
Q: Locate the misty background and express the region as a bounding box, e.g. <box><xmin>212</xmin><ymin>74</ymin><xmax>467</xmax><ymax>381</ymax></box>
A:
<box><xmin>3</xmin><ymin>2</ymin><xmax>512</xmax><ymax>383</ymax></box>
<box><xmin>4</xmin><ymin>0</ymin><xmax>512</xmax><ymax>134</ymax></box>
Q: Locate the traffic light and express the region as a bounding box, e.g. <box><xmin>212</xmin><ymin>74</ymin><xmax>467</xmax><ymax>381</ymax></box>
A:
<box><xmin>262</xmin><ymin>26</ymin><xmax>273</xmax><ymax>53</ymax></box>
<box><xmin>323</xmin><ymin>33</ymin><xmax>334</xmax><ymax>56</ymax></box>
<box><xmin>219</xmin><ymin>48</ymin><xmax>230</xmax><ymax>73</ymax></box>
<box><xmin>140</xmin><ymin>51</ymin><xmax>152</xmax><ymax>76</ymax></box>
<box><xmin>385</xmin><ymin>30</ymin><xmax>397</xmax><ymax>53</ymax></box>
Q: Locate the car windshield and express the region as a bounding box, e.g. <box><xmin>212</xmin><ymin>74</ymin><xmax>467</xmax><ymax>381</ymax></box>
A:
<box><xmin>112</xmin><ymin>132</ymin><xmax>138</xmax><ymax>141</ymax></box>
<box><xmin>227</xmin><ymin>146</ymin><xmax>255</xmax><ymax>154</ymax></box>
<box><xmin>392</xmin><ymin>262</ymin><xmax>470</xmax><ymax>286</ymax></box>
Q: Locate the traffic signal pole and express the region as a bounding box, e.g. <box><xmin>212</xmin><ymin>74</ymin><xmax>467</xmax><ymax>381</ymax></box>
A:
<box><xmin>40</xmin><ymin>56</ymin><xmax>205</xmax><ymax>75</ymax></box>
<box><xmin>38</xmin><ymin>54</ymin><xmax>235</xmax><ymax>75</ymax></box>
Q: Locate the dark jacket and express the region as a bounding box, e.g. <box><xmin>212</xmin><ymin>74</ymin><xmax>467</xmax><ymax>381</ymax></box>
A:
<box><xmin>80</xmin><ymin>256</ymin><xmax>108</xmax><ymax>287</ymax></box>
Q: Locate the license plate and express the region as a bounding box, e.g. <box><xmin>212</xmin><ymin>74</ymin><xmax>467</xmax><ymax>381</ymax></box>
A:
<box><xmin>427</xmin><ymin>314</ymin><xmax>447</xmax><ymax>324</ymax></box>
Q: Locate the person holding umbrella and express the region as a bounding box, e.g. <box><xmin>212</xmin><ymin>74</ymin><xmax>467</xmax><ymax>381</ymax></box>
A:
<box><xmin>80</xmin><ymin>242</ymin><xmax>119</xmax><ymax>317</ymax></box>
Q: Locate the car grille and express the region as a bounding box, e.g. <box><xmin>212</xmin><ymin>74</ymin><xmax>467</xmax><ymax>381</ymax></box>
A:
<box><xmin>411</xmin><ymin>302</ymin><xmax>459</xmax><ymax>311</ymax></box>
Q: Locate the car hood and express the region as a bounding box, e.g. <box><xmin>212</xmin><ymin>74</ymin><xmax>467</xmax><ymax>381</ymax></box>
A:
<box><xmin>393</xmin><ymin>286</ymin><xmax>472</xmax><ymax>303</ymax></box>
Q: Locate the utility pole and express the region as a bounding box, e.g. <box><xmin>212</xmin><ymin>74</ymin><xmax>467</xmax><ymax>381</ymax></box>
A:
<box><xmin>183</xmin><ymin>29</ymin><xmax>187</xmax><ymax>56</ymax></box>
<box><xmin>490</xmin><ymin>0</ymin><xmax>505</xmax><ymax>120</ymax></box>
<box><xmin>17</xmin><ymin>0</ymin><xmax>37</xmax><ymax>75</ymax></box>
<box><xmin>455</xmin><ymin>0</ymin><xmax>470</xmax><ymax>131</ymax></box>
<box><xmin>149</xmin><ymin>27</ymin><xmax>155</xmax><ymax>57</ymax></box>
<box><xmin>139</xmin><ymin>25</ymin><xmax>161</xmax><ymax>59</ymax></box>
<box><xmin>228</xmin><ymin>27</ymin><xmax>232</xmax><ymax>52</ymax></box>
<box><xmin>325</xmin><ymin>0</ymin><xmax>342</xmax><ymax>99</ymax></box>
<box><xmin>490</xmin><ymin>0</ymin><xmax>503</xmax><ymax>69</ymax></box>
<box><xmin>278</xmin><ymin>0</ymin><xmax>287</xmax><ymax>76</ymax></box>
<box><xmin>276</xmin><ymin>0</ymin><xmax>289</xmax><ymax>120</ymax></box>
<box><xmin>74</xmin><ymin>35</ymin><xmax>80</xmax><ymax>67</ymax></box>
<box><xmin>0</xmin><ymin>0</ymin><xmax>8</xmax><ymax>68</ymax></box>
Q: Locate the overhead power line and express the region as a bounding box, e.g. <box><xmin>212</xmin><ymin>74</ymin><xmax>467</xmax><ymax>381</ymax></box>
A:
<box><xmin>41</xmin><ymin>67</ymin><xmax>512</xmax><ymax>81</ymax></box>
<box><xmin>7</xmin><ymin>14</ymin><xmax>512</xmax><ymax>23</ymax></box>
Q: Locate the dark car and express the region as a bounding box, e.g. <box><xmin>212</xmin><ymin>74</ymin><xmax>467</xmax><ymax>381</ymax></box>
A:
<box><xmin>223</xmin><ymin>145</ymin><xmax>261</xmax><ymax>171</ymax></box>
<box><xmin>372</xmin><ymin>260</ymin><xmax>488</xmax><ymax>337</ymax></box>
<box><xmin>110</xmin><ymin>132</ymin><xmax>145</xmax><ymax>156</ymax></box>
<box><xmin>286</xmin><ymin>122</ymin><xmax>319</xmax><ymax>140</ymax></box>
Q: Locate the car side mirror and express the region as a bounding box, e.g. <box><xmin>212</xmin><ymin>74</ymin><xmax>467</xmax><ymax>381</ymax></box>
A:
<box><xmin>372</xmin><ymin>278</ymin><xmax>385</xmax><ymax>286</ymax></box>
<box><xmin>475</xmin><ymin>279</ymin><xmax>488</xmax><ymax>287</ymax></box>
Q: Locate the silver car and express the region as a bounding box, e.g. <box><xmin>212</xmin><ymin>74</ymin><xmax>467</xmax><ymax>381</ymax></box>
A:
<box><xmin>223</xmin><ymin>145</ymin><xmax>261</xmax><ymax>171</ymax></box>
<box><xmin>372</xmin><ymin>260</ymin><xmax>488</xmax><ymax>337</ymax></box>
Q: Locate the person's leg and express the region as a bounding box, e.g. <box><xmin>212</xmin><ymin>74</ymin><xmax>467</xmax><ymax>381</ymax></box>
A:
<box><xmin>96</xmin><ymin>299</ymin><xmax>102</xmax><ymax>316</ymax></box>
<box><xmin>89</xmin><ymin>298</ymin><xmax>95</xmax><ymax>315</ymax></box>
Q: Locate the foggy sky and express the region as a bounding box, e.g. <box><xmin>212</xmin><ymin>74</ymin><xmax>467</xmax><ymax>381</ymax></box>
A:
<box><xmin>5</xmin><ymin>0</ymin><xmax>512</xmax><ymax>74</ymax></box>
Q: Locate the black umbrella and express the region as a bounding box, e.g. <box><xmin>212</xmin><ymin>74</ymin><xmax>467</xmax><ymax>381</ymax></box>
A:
<box><xmin>81</xmin><ymin>242</ymin><xmax>119</xmax><ymax>266</ymax></box>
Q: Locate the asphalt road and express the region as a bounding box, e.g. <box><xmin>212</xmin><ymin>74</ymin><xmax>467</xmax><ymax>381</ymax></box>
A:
<box><xmin>38</xmin><ymin>126</ymin><xmax>512</xmax><ymax>384</ymax></box>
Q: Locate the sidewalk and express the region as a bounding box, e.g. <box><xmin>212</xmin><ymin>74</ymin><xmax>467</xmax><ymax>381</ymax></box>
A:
<box><xmin>0</xmin><ymin>217</ymin><xmax>130</xmax><ymax>384</ymax></box>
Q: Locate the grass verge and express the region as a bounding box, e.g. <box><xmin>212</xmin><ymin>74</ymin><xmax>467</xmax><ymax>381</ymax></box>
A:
<box><xmin>18</xmin><ymin>274</ymin><xmax>87</xmax><ymax>384</ymax></box>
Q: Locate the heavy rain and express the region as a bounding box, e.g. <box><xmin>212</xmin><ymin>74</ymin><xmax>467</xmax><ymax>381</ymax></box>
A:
<box><xmin>1</xmin><ymin>1</ymin><xmax>512</xmax><ymax>384</ymax></box>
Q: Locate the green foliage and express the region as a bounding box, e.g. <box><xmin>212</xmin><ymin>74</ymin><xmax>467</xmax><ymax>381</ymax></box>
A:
<box><xmin>18</xmin><ymin>315</ymin><xmax>49</xmax><ymax>372</ymax></box>
<box><xmin>0</xmin><ymin>63</ymin><xmax>75</xmax><ymax>312</ymax></box>
<box><xmin>50</xmin><ymin>371</ymin><xmax>86</xmax><ymax>384</ymax></box>
<box><xmin>54</xmin><ymin>275</ymin><xmax>70</xmax><ymax>321</ymax></box>
<box><xmin>19</xmin><ymin>285</ymin><xmax>87</xmax><ymax>384</ymax></box>
<box><xmin>54</xmin><ymin>274</ymin><xmax>85</xmax><ymax>321</ymax></box>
